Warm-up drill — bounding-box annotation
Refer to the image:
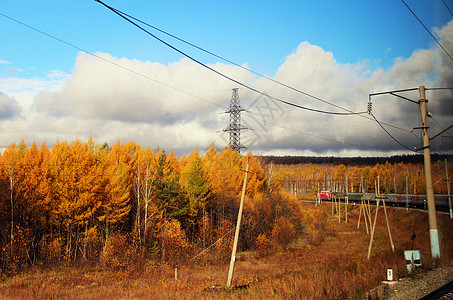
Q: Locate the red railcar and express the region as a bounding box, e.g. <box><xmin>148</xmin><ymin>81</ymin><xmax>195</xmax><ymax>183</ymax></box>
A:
<box><xmin>319</xmin><ymin>191</ymin><xmax>332</xmax><ymax>201</ymax></box>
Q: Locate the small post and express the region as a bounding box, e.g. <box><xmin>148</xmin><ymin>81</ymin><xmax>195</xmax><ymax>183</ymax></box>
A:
<box><xmin>387</xmin><ymin>268</ymin><xmax>393</xmax><ymax>281</ymax></box>
<box><xmin>226</xmin><ymin>157</ymin><xmax>250</xmax><ymax>288</ymax></box>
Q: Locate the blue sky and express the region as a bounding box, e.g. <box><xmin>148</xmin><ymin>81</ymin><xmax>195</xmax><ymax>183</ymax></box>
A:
<box><xmin>2</xmin><ymin>1</ymin><xmax>451</xmax><ymax>76</ymax></box>
<box><xmin>0</xmin><ymin>0</ymin><xmax>452</xmax><ymax>156</ymax></box>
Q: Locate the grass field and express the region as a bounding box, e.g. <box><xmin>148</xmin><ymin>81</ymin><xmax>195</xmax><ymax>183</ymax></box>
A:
<box><xmin>1</xmin><ymin>202</ymin><xmax>451</xmax><ymax>299</ymax></box>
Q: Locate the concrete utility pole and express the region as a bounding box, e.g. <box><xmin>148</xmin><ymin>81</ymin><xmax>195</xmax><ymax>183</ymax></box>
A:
<box><xmin>419</xmin><ymin>85</ymin><xmax>440</xmax><ymax>259</ymax></box>
<box><xmin>226</xmin><ymin>158</ymin><xmax>250</xmax><ymax>288</ymax></box>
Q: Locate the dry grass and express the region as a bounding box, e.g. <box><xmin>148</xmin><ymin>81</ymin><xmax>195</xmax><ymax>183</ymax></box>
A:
<box><xmin>1</xmin><ymin>202</ymin><xmax>451</xmax><ymax>299</ymax></box>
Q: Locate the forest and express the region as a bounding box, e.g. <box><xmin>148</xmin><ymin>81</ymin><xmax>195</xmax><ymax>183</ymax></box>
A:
<box><xmin>269</xmin><ymin>156</ymin><xmax>452</xmax><ymax>196</ymax></box>
<box><xmin>0</xmin><ymin>139</ymin><xmax>303</xmax><ymax>274</ymax></box>
<box><xmin>0</xmin><ymin>138</ymin><xmax>451</xmax><ymax>276</ymax></box>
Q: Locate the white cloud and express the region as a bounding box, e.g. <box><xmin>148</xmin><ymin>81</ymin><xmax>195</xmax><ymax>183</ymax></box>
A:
<box><xmin>0</xmin><ymin>92</ymin><xmax>22</xmax><ymax>119</ymax></box>
<box><xmin>0</xmin><ymin>22</ymin><xmax>452</xmax><ymax>156</ymax></box>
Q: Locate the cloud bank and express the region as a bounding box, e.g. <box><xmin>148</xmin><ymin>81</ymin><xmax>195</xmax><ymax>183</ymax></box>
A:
<box><xmin>1</xmin><ymin>21</ymin><xmax>452</xmax><ymax>156</ymax></box>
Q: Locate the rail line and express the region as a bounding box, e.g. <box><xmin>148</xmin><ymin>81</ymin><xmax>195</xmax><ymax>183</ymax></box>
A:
<box><xmin>418</xmin><ymin>279</ymin><xmax>453</xmax><ymax>299</ymax></box>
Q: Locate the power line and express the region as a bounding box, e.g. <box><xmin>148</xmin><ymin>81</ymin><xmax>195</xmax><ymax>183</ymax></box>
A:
<box><xmin>0</xmin><ymin>12</ymin><xmax>226</xmax><ymax>111</ymax></box>
<box><xmin>0</xmin><ymin>8</ymin><xmax>420</xmax><ymax>152</ymax></box>
<box><xmin>401</xmin><ymin>0</ymin><xmax>453</xmax><ymax>62</ymax></box>
<box><xmin>0</xmin><ymin>9</ymin><xmax>412</xmax><ymax>135</ymax></box>
<box><xmin>370</xmin><ymin>112</ymin><xmax>416</xmax><ymax>152</ymax></box>
<box><xmin>100</xmin><ymin>3</ymin><xmax>365</xmax><ymax>116</ymax></box>
<box><xmin>430</xmin><ymin>124</ymin><xmax>453</xmax><ymax>141</ymax></box>
<box><xmin>95</xmin><ymin>0</ymin><xmax>421</xmax><ymax>135</ymax></box>
<box><xmin>431</xmin><ymin>116</ymin><xmax>453</xmax><ymax>138</ymax></box>
<box><xmin>442</xmin><ymin>0</ymin><xmax>453</xmax><ymax>17</ymax></box>
<box><xmin>244</xmin><ymin>112</ymin><xmax>377</xmax><ymax>150</ymax></box>
<box><xmin>368</xmin><ymin>87</ymin><xmax>453</xmax><ymax>153</ymax></box>
<box><xmin>95</xmin><ymin>0</ymin><xmax>367</xmax><ymax>116</ymax></box>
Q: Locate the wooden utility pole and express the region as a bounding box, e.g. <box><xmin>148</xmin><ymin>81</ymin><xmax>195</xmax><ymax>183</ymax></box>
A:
<box><xmin>367</xmin><ymin>198</ymin><xmax>380</xmax><ymax>259</ymax></box>
<box><xmin>446</xmin><ymin>159</ymin><xmax>452</xmax><ymax>219</ymax></box>
<box><xmin>367</xmin><ymin>176</ymin><xmax>395</xmax><ymax>259</ymax></box>
<box><xmin>406</xmin><ymin>175</ymin><xmax>409</xmax><ymax>210</ymax></box>
<box><xmin>345</xmin><ymin>170</ymin><xmax>349</xmax><ymax>223</ymax></box>
<box><xmin>226</xmin><ymin>158</ymin><xmax>249</xmax><ymax>288</ymax></box>
<box><xmin>419</xmin><ymin>85</ymin><xmax>440</xmax><ymax>259</ymax></box>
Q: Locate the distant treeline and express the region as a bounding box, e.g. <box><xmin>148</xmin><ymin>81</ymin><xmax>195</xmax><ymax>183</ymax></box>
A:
<box><xmin>260</xmin><ymin>153</ymin><xmax>452</xmax><ymax>166</ymax></box>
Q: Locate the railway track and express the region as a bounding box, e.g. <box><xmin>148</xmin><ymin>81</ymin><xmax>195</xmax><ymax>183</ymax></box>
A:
<box><xmin>418</xmin><ymin>279</ymin><xmax>453</xmax><ymax>299</ymax></box>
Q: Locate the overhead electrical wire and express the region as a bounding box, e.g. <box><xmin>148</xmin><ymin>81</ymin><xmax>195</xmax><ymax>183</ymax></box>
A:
<box><xmin>95</xmin><ymin>0</ymin><xmax>367</xmax><ymax>116</ymax></box>
<box><xmin>401</xmin><ymin>0</ymin><xmax>453</xmax><ymax>62</ymax></box>
<box><xmin>0</xmin><ymin>12</ymin><xmax>226</xmax><ymax>111</ymax></box>
<box><xmin>442</xmin><ymin>0</ymin><xmax>453</xmax><ymax>17</ymax></box>
<box><xmin>99</xmin><ymin>3</ymin><xmax>363</xmax><ymax>116</ymax></box>
<box><xmin>0</xmin><ymin>10</ymin><xmax>376</xmax><ymax>151</ymax></box>
<box><xmin>0</xmin><ymin>9</ymin><xmax>421</xmax><ymax>152</ymax></box>
<box><xmin>431</xmin><ymin>116</ymin><xmax>453</xmax><ymax>138</ymax></box>
<box><xmin>255</xmin><ymin>117</ymin><xmax>377</xmax><ymax>150</ymax></box>
<box><xmin>94</xmin><ymin>0</ymin><xmax>421</xmax><ymax>134</ymax></box>
<box><xmin>0</xmin><ymin>8</ymin><xmax>411</xmax><ymax>133</ymax></box>
<box><xmin>368</xmin><ymin>89</ymin><xmax>423</xmax><ymax>151</ymax></box>
<box><xmin>370</xmin><ymin>112</ymin><xmax>416</xmax><ymax>152</ymax></box>
<box><xmin>368</xmin><ymin>87</ymin><xmax>453</xmax><ymax>153</ymax></box>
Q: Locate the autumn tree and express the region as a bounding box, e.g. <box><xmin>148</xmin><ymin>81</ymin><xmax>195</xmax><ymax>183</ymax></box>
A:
<box><xmin>0</xmin><ymin>142</ymin><xmax>27</xmax><ymax>271</ymax></box>
<box><xmin>149</xmin><ymin>150</ymin><xmax>187</xmax><ymax>260</ymax></box>
<box><xmin>16</xmin><ymin>142</ymin><xmax>52</xmax><ymax>263</ymax></box>
<box><xmin>0</xmin><ymin>142</ymin><xmax>27</xmax><ymax>258</ymax></box>
<box><xmin>50</xmin><ymin>139</ymin><xmax>105</xmax><ymax>261</ymax></box>
<box><xmin>100</xmin><ymin>142</ymin><xmax>132</xmax><ymax>240</ymax></box>
<box><xmin>183</xmin><ymin>152</ymin><xmax>210</xmax><ymax>243</ymax></box>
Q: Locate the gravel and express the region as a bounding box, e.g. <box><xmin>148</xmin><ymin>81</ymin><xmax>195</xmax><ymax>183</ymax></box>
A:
<box><xmin>370</xmin><ymin>263</ymin><xmax>453</xmax><ymax>299</ymax></box>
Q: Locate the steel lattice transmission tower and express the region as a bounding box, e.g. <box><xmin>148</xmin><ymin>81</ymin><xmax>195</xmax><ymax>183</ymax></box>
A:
<box><xmin>223</xmin><ymin>88</ymin><xmax>247</xmax><ymax>153</ymax></box>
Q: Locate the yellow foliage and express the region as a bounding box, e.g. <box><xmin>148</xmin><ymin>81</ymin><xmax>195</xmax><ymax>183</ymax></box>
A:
<box><xmin>159</xmin><ymin>219</ymin><xmax>191</xmax><ymax>263</ymax></box>
<box><xmin>255</xmin><ymin>233</ymin><xmax>273</xmax><ymax>257</ymax></box>
<box><xmin>101</xmin><ymin>234</ymin><xmax>134</xmax><ymax>270</ymax></box>
<box><xmin>303</xmin><ymin>208</ymin><xmax>327</xmax><ymax>245</ymax></box>
<box><xmin>272</xmin><ymin>216</ymin><xmax>296</xmax><ymax>250</ymax></box>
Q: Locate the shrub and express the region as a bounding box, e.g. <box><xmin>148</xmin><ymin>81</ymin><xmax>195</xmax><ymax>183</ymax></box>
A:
<box><xmin>304</xmin><ymin>208</ymin><xmax>328</xmax><ymax>245</ymax></box>
<box><xmin>158</xmin><ymin>219</ymin><xmax>191</xmax><ymax>265</ymax></box>
<box><xmin>214</xmin><ymin>219</ymin><xmax>234</xmax><ymax>261</ymax></box>
<box><xmin>101</xmin><ymin>234</ymin><xmax>135</xmax><ymax>270</ymax></box>
<box><xmin>272</xmin><ymin>216</ymin><xmax>296</xmax><ymax>250</ymax></box>
<box><xmin>39</xmin><ymin>235</ymin><xmax>64</xmax><ymax>265</ymax></box>
<box><xmin>254</xmin><ymin>233</ymin><xmax>273</xmax><ymax>257</ymax></box>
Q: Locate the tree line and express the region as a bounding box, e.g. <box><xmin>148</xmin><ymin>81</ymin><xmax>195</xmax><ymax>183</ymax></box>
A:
<box><xmin>0</xmin><ymin>139</ymin><xmax>305</xmax><ymax>274</ymax></box>
<box><xmin>262</xmin><ymin>154</ymin><xmax>452</xmax><ymax>166</ymax></box>
<box><xmin>269</xmin><ymin>159</ymin><xmax>452</xmax><ymax>196</ymax></box>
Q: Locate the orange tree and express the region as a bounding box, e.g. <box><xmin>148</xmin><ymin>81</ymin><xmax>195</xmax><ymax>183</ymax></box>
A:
<box><xmin>50</xmin><ymin>139</ymin><xmax>106</xmax><ymax>261</ymax></box>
